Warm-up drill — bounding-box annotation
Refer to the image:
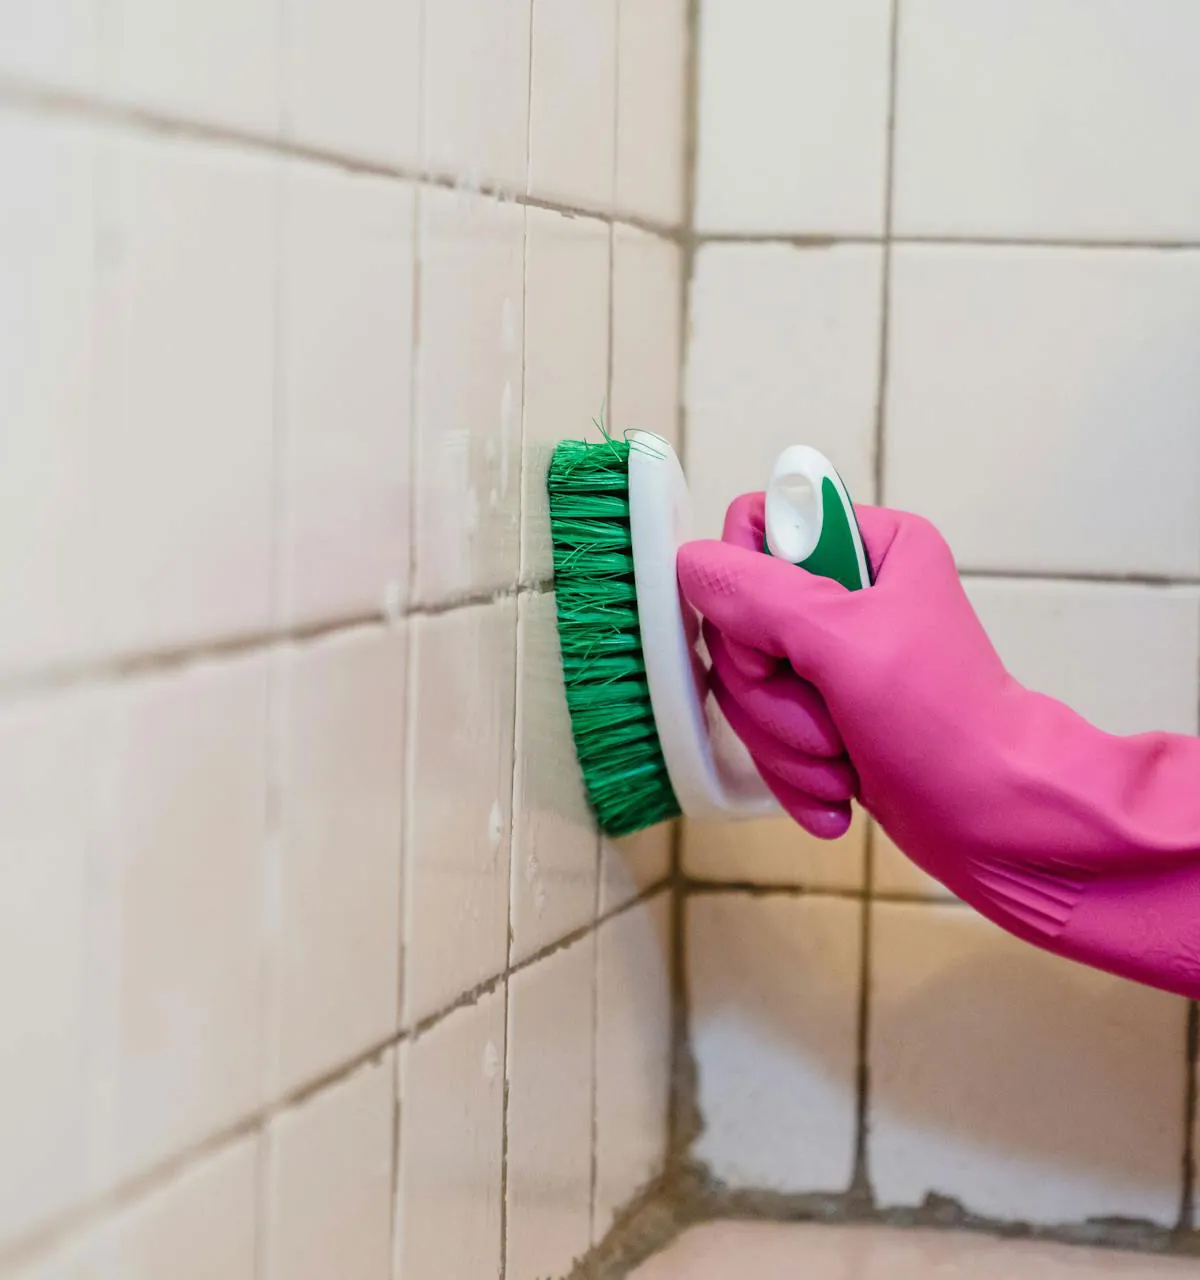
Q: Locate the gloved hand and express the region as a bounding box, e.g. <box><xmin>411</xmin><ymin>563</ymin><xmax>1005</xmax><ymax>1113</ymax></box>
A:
<box><xmin>679</xmin><ymin>492</ymin><xmax>1200</xmax><ymax>999</ymax></box>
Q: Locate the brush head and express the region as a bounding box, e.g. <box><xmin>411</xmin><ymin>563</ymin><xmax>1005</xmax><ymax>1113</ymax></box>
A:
<box><xmin>547</xmin><ymin>436</ymin><xmax>682</xmax><ymax>837</ymax></box>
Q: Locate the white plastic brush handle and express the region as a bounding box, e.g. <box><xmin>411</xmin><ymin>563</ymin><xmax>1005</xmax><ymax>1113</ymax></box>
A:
<box><xmin>630</xmin><ymin>432</ymin><xmax>868</xmax><ymax>821</ymax></box>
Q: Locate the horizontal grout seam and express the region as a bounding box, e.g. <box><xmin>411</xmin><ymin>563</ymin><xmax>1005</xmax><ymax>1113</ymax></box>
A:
<box><xmin>0</xmin><ymin>74</ymin><xmax>685</xmax><ymax>244</ymax></box>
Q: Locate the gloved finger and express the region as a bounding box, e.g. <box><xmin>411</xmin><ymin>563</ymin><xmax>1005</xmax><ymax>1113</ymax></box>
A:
<box><xmin>678</xmin><ymin>539</ymin><xmax>853</xmax><ymax>683</ymax></box>
<box><xmin>756</xmin><ymin>765</ymin><xmax>853</xmax><ymax>841</ymax></box>
<box><xmin>705</xmin><ymin>621</ymin><xmax>843</xmax><ymax>758</ymax></box>
<box><xmin>712</xmin><ymin>676</ymin><xmax>856</xmax><ymax>803</ymax></box>
<box><xmin>719</xmin><ymin>492</ymin><xmax>779</xmax><ymax>680</ymax></box>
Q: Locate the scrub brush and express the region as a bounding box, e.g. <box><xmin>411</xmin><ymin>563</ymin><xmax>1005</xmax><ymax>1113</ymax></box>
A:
<box><xmin>547</xmin><ymin>430</ymin><xmax>871</xmax><ymax>838</ymax></box>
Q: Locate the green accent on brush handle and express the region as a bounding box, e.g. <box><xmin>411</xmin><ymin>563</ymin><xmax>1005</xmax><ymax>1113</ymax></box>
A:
<box><xmin>765</xmin><ymin>475</ymin><xmax>872</xmax><ymax>590</ymax></box>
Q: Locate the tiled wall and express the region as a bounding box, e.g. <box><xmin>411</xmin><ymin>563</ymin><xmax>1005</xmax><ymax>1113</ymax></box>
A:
<box><xmin>684</xmin><ymin>0</ymin><xmax>1200</xmax><ymax>1239</ymax></box>
<box><xmin>0</xmin><ymin>3</ymin><xmax>684</xmax><ymax>1277</ymax></box>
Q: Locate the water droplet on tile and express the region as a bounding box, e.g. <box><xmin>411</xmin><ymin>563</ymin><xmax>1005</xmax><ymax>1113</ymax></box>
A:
<box><xmin>489</xmin><ymin>800</ymin><xmax>503</xmax><ymax>851</ymax></box>
<box><xmin>482</xmin><ymin>1040</ymin><xmax>500</xmax><ymax>1082</ymax></box>
<box><xmin>489</xmin><ymin>487</ymin><xmax>499</xmax><ymax>510</ymax></box>
<box><xmin>534</xmin><ymin>880</ymin><xmax>547</xmax><ymax>916</ymax></box>
<box><xmin>381</xmin><ymin>580</ymin><xmax>404</xmax><ymax>622</ymax></box>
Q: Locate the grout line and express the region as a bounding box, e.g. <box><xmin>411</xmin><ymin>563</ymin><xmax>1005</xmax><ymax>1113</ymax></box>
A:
<box><xmin>873</xmin><ymin>0</ymin><xmax>901</xmax><ymax>508</ymax></box>
<box><xmin>1180</xmin><ymin>1003</ymin><xmax>1198</xmax><ymax>1233</ymax></box>
<box><xmin>851</xmin><ymin>824</ymin><xmax>877</xmax><ymax>1202</ymax></box>
<box><xmin>959</xmin><ymin>568</ymin><xmax>1200</xmax><ymax>589</ymax></box>
<box><xmin>0</xmin><ymin>583</ymin><xmax>556</xmax><ymax>708</ymax></box>
<box><xmin>682</xmin><ymin>878</ymin><xmax>964</xmax><ymax>907</ymax></box>
<box><xmin>0</xmin><ymin>74</ymin><xmax>685</xmax><ymax>244</ymax></box>
<box><xmin>689</xmin><ymin>230</ymin><xmax>1200</xmax><ymax>252</ymax></box>
<box><xmin>0</xmin><ymin>881</ymin><xmax>670</xmax><ymax>1279</ymax></box>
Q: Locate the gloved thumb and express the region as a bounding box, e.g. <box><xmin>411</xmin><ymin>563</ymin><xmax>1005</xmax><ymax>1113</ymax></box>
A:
<box><xmin>676</xmin><ymin>538</ymin><xmax>856</xmax><ymax>685</ymax></box>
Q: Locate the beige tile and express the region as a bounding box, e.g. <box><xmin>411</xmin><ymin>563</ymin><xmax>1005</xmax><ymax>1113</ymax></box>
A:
<box><xmin>0</xmin><ymin>114</ymin><xmax>94</xmax><ymax>678</ymax></box>
<box><xmin>894</xmin><ymin>0</ymin><xmax>1200</xmax><ymax>241</ymax></box>
<box><xmin>283</xmin><ymin>0</ymin><xmax>419</xmax><ymax>166</ymax></box>
<box><xmin>684</xmin><ymin>810</ymin><xmax>867</xmax><ymax>891</ymax></box>
<box><xmin>422</xmin><ymin>0</ymin><xmax>531</xmax><ymax>193</ymax></box>
<box><xmin>511</xmin><ymin>593</ymin><xmax>598</xmax><ymax>963</ymax></box>
<box><xmin>104</xmin><ymin>0</ymin><xmax>278</xmax><ymax>135</ymax></box>
<box><xmin>22</xmin><ymin>1138</ymin><xmax>259</xmax><ymax>1280</ymax></box>
<box><xmin>966</xmin><ymin>580</ymin><xmax>1200</xmax><ymax>737</ymax></box>
<box><xmin>695</xmin><ymin>0</ymin><xmax>891</xmax><ymax>234</ymax></box>
<box><xmin>506</xmin><ymin>937</ymin><xmax>595</xmax><ymax>1280</ymax></box>
<box><xmin>869</xmin><ymin>903</ymin><xmax>1187</xmax><ymax>1225</ymax></box>
<box><xmin>93</xmin><ymin>135</ymin><xmax>275</xmax><ymax>658</ymax></box>
<box><xmin>685</xmin><ymin>244</ymin><xmax>883</xmax><ymax>537</ymax></box>
<box><xmin>871</xmin><ymin>826</ymin><xmax>954</xmax><ymax>900</ymax></box>
<box><xmin>96</xmin><ymin>656</ymin><xmax>269</xmax><ymax>1184</ymax></box>
<box><xmin>594</xmin><ymin>893</ymin><xmax>673</xmax><ymax>1238</ymax></box>
<box><xmin>611</xmin><ymin>227</ymin><xmax>682</xmax><ymax>442</ymax></box>
<box><xmin>266</xmin><ymin>1056</ymin><xmax>394</xmax><ymax>1280</ymax></box>
<box><xmin>885</xmin><ymin>246</ymin><xmax>1200</xmax><ymax>579</ymax></box>
<box><xmin>630</xmin><ymin>1221</ymin><xmax>1200</xmax><ymax>1278</ymax></box>
<box><xmin>269</xmin><ymin>627</ymin><xmax>406</xmax><ymax>1097</ymax></box>
<box><xmin>521</xmin><ymin>208</ymin><xmax>611</xmax><ymax>583</ymax></box>
<box><xmin>404</xmin><ymin>602</ymin><xmax>516</xmax><ymax>1023</ymax></box>
<box><xmin>599</xmin><ymin>824</ymin><xmax>673</xmax><ymax>915</ymax></box>
<box><xmin>277</xmin><ymin>163</ymin><xmax>414</xmax><ymax>628</ymax></box>
<box><xmin>528</xmin><ymin>0</ymin><xmax>617</xmax><ymax>211</ymax></box>
<box><xmin>396</xmin><ymin>989</ymin><xmax>506</xmax><ymax>1280</ymax></box>
<box><xmin>615</xmin><ymin>0</ymin><xmax>687</xmax><ymax>225</ymax></box>
<box><xmin>0</xmin><ymin>0</ymin><xmax>97</xmax><ymax>91</ymax></box>
<box><xmin>413</xmin><ymin>189</ymin><xmax>524</xmax><ymax>603</ymax></box>
<box><xmin>0</xmin><ymin>693</ymin><xmax>99</xmax><ymax>1246</ymax></box>
<box><xmin>688</xmin><ymin>894</ymin><xmax>861</xmax><ymax>1193</ymax></box>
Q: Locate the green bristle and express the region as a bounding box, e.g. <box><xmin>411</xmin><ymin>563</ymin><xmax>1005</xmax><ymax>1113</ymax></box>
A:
<box><xmin>547</xmin><ymin>437</ymin><xmax>682</xmax><ymax>837</ymax></box>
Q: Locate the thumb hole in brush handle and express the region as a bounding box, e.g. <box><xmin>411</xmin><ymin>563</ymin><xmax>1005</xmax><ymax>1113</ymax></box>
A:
<box><xmin>763</xmin><ymin>446</ymin><xmax>873</xmax><ymax>591</ymax></box>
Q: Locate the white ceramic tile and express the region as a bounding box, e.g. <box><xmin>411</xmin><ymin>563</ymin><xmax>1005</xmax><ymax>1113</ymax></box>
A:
<box><xmin>396</xmin><ymin>989</ymin><xmax>506</xmax><ymax>1280</ymax></box>
<box><xmin>29</xmin><ymin>1138</ymin><xmax>260</xmax><ymax>1280</ymax></box>
<box><xmin>404</xmin><ymin>602</ymin><xmax>516</xmax><ymax>1023</ymax></box>
<box><xmin>615</xmin><ymin>0</ymin><xmax>687</xmax><ymax>225</ymax></box>
<box><xmin>631</xmin><ymin>1222</ymin><xmax>1200</xmax><ymax>1279</ymax></box>
<box><xmin>688</xmin><ymin>894</ymin><xmax>860</xmax><ymax>1192</ymax></box>
<box><xmin>0</xmin><ymin>0</ymin><xmax>96</xmax><ymax>90</ymax></box>
<box><xmin>694</xmin><ymin>0</ymin><xmax>891</xmax><ymax>234</ymax></box>
<box><xmin>599</xmin><ymin>825</ymin><xmax>673</xmax><ymax>915</ymax></box>
<box><xmin>870</xmin><ymin>903</ymin><xmax>1186</xmax><ymax>1225</ymax></box>
<box><xmin>610</xmin><ymin>227</ymin><xmax>682</xmax><ymax>441</ymax></box>
<box><xmin>105</xmin><ymin>0</ymin><xmax>278</xmax><ymax>135</ymax></box>
<box><xmin>528</xmin><ymin>0</ymin><xmax>617</xmax><ymax>211</ymax></box>
<box><xmin>93</xmin><ymin>136</ymin><xmax>274</xmax><ymax>658</ymax></box>
<box><xmin>0</xmin><ymin>114</ymin><xmax>94</xmax><ymax>678</ymax></box>
<box><xmin>269</xmin><ymin>627</ymin><xmax>406</xmax><ymax>1097</ymax></box>
<box><xmin>966</xmin><ymin>580</ymin><xmax>1200</xmax><ymax>737</ymax></box>
<box><xmin>594</xmin><ymin>893</ymin><xmax>673</xmax><ymax>1237</ymax></box>
<box><xmin>894</xmin><ymin>0</ymin><xmax>1200</xmax><ymax>241</ymax></box>
<box><xmin>266</xmin><ymin>1056</ymin><xmax>394</xmax><ymax>1280</ymax></box>
<box><xmin>283</xmin><ymin>0</ymin><xmax>419</xmax><ymax>166</ymax></box>
<box><xmin>686</xmin><ymin>244</ymin><xmax>883</xmax><ymax>537</ymax></box>
<box><xmin>684</xmin><ymin>810</ymin><xmax>868</xmax><ymax>891</ymax></box>
<box><xmin>885</xmin><ymin>246</ymin><xmax>1200</xmax><ymax>578</ymax></box>
<box><xmin>413</xmin><ymin>189</ymin><xmax>524</xmax><ymax>603</ymax></box>
<box><xmin>521</xmin><ymin>208</ymin><xmax>610</xmax><ymax>583</ymax></box>
<box><xmin>0</xmin><ymin>694</ymin><xmax>98</xmax><ymax>1246</ymax></box>
<box><xmin>506</xmin><ymin>936</ymin><xmax>595</xmax><ymax>1280</ymax></box>
<box><xmin>278</xmin><ymin>164</ymin><xmax>414</xmax><ymax>628</ymax></box>
<box><xmin>511</xmin><ymin>593</ymin><xmax>597</xmax><ymax>962</ymax></box>
<box><xmin>423</xmin><ymin>0</ymin><xmax>531</xmax><ymax>192</ymax></box>
<box><xmin>96</xmin><ymin>656</ymin><xmax>269</xmax><ymax>1184</ymax></box>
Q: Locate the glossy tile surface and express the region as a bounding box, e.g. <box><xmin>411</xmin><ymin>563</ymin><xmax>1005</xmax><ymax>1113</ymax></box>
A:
<box><xmin>269</xmin><ymin>627</ymin><xmax>406</xmax><ymax>1096</ymax></box>
<box><xmin>404</xmin><ymin>602</ymin><xmax>516</xmax><ymax>1023</ymax></box>
<box><xmin>396</xmin><ymin>990</ymin><xmax>506</xmax><ymax>1280</ymax></box>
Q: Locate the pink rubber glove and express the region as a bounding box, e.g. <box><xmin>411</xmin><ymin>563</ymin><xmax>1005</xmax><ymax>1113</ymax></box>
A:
<box><xmin>679</xmin><ymin>493</ymin><xmax>1200</xmax><ymax>1000</ymax></box>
